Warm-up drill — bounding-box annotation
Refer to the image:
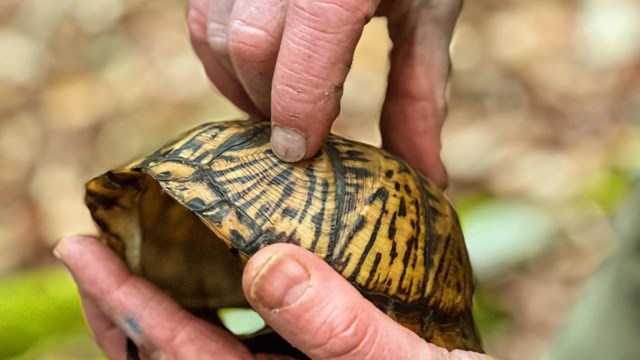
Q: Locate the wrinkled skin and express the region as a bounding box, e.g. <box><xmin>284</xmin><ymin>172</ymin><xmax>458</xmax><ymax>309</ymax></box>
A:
<box><xmin>188</xmin><ymin>0</ymin><xmax>463</xmax><ymax>188</ymax></box>
<box><xmin>55</xmin><ymin>237</ymin><xmax>490</xmax><ymax>360</ymax></box>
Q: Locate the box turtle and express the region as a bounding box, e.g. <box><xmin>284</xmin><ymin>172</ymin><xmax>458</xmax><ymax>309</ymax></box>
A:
<box><xmin>85</xmin><ymin>119</ymin><xmax>483</xmax><ymax>356</ymax></box>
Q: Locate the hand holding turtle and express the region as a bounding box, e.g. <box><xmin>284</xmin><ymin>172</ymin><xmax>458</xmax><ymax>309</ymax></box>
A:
<box><xmin>55</xmin><ymin>236</ymin><xmax>489</xmax><ymax>359</ymax></box>
<box><xmin>58</xmin><ymin>1</ymin><xmax>477</xmax><ymax>356</ymax></box>
<box><xmin>188</xmin><ymin>0</ymin><xmax>462</xmax><ymax>188</ymax></box>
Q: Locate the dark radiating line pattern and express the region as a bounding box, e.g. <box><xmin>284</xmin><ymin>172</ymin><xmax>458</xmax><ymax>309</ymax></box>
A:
<box><xmin>324</xmin><ymin>137</ymin><xmax>382</xmax><ymax>266</ymax></box>
<box><xmin>364</xmin><ymin>252</ymin><xmax>382</xmax><ymax>288</ymax></box>
<box><xmin>308</xmin><ymin>178</ymin><xmax>329</xmax><ymax>253</ymax></box>
<box><xmin>348</xmin><ymin>187</ymin><xmax>389</xmax><ymax>283</ymax></box>
<box><xmin>266</xmin><ymin>181</ymin><xmax>296</xmax><ymax>217</ymax></box>
<box><xmin>297</xmin><ymin>166</ymin><xmax>317</xmax><ymax>223</ymax></box>
<box><xmin>173</xmin><ymin>122</ymin><xmax>336</xmax><ymax>260</ymax></box>
<box><xmin>151</xmin><ymin>122</ymin><xmax>221</xmax><ymax>161</ymax></box>
<box><xmin>325</xmin><ymin>134</ymin><xmax>432</xmax><ymax>303</ymax></box>
<box><xmin>104</xmin><ymin>120</ymin><xmax>481</xmax><ymax>352</ymax></box>
<box><xmin>215</xmin><ymin>156</ymin><xmax>270</xmax><ymax>176</ymax></box>
<box><xmin>324</xmin><ymin>140</ymin><xmax>348</xmax><ymax>261</ymax></box>
<box><xmin>418</xmin><ymin>174</ymin><xmax>436</xmax><ymax>298</ymax></box>
<box><xmin>199</xmin><ymin>123</ymin><xmax>268</xmax><ymax>163</ymax></box>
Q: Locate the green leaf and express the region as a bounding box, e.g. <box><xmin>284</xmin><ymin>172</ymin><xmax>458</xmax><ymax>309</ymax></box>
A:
<box><xmin>459</xmin><ymin>198</ymin><xmax>556</xmax><ymax>279</ymax></box>
<box><xmin>217</xmin><ymin>307</ymin><xmax>266</xmax><ymax>336</ymax></box>
<box><xmin>580</xmin><ymin>169</ymin><xmax>631</xmax><ymax>213</ymax></box>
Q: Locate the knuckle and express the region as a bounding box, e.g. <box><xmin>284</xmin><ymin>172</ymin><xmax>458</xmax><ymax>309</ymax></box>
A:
<box><xmin>207</xmin><ymin>21</ymin><xmax>229</xmax><ymax>55</ymax></box>
<box><xmin>187</xmin><ymin>1</ymin><xmax>208</xmax><ymax>44</ymax></box>
<box><xmin>272</xmin><ymin>79</ymin><xmax>341</xmax><ymax>124</ymax></box>
<box><xmin>164</xmin><ymin>317</ymin><xmax>195</xmax><ymax>356</ymax></box>
<box><xmin>308</xmin><ymin>306</ymin><xmax>376</xmax><ymax>359</ymax></box>
<box><xmin>228</xmin><ymin>19</ymin><xmax>279</xmax><ymax>62</ymax></box>
<box><xmin>104</xmin><ymin>275</ymin><xmax>136</xmax><ymax>309</ymax></box>
<box><xmin>186</xmin><ymin>1</ymin><xmax>229</xmax><ymax>56</ymax></box>
<box><xmin>292</xmin><ymin>0</ymin><xmax>374</xmax><ymax>28</ymax></box>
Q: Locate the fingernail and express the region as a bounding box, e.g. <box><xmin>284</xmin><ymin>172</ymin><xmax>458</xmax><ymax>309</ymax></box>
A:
<box><xmin>250</xmin><ymin>253</ymin><xmax>310</xmax><ymax>311</ymax></box>
<box><xmin>271</xmin><ymin>126</ymin><xmax>306</xmax><ymax>162</ymax></box>
<box><xmin>51</xmin><ymin>236</ymin><xmax>88</xmax><ymax>263</ymax></box>
<box><xmin>51</xmin><ymin>237</ymin><xmax>70</xmax><ymax>262</ymax></box>
<box><xmin>52</xmin><ymin>243</ymin><xmax>63</xmax><ymax>261</ymax></box>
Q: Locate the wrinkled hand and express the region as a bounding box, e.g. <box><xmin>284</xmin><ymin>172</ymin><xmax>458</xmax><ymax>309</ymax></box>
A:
<box><xmin>54</xmin><ymin>236</ymin><xmax>489</xmax><ymax>359</ymax></box>
<box><xmin>188</xmin><ymin>0</ymin><xmax>463</xmax><ymax>188</ymax></box>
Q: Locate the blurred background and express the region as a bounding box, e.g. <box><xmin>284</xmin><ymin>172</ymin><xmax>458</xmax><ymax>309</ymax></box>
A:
<box><xmin>1</xmin><ymin>0</ymin><xmax>639</xmax><ymax>359</ymax></box>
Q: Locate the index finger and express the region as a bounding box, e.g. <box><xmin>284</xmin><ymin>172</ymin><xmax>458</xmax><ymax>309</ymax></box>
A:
<box><xmin>269</xmin><ymin>0</ymin><xmax>380</xmax><ymax>162</ymax></box>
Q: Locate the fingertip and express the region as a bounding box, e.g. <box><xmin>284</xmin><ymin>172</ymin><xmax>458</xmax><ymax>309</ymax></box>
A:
<box><xmin>52</xmin><ymin>235</ymin><xmax>99</xmax><ymax>264</ymax></box>
<box><xmin>51</xmin><ymin>237</ymin><xmax>68</xmax><ymax>261</ymax></box>
<box><xmin>269</xmin><ymin>79</ymin><xmax>336</xmax><ymax>163</ymax></box>
<box><xmin>270</xmin><ymin>125</ymin><xmax>307</xmax><ymax>162</ymax></box>
<box><xmin>242</xmin><ymin>244</ymin><xmax>307</xmax><ymax>293</ymax></box>
<box><xmin>420</xmin><ymin>152</ymin><xmax>448</xmax><ymax>189</ymax></box>
<box><xmin>425</xmin><ymin>161</ymin><xmax>448</xmax><ymax>190</ymax></box>
<box><xmin>382</xmin><ymin>132</ymin><xmax>449</xmax><ymax>189</ymax></box>
<box><xmin>243</xmin><ymin>246</ymin><xmax>461</xmax><ymax>359</ymax></box>
<box><xmin>380</xmin><ymin>98</ymin><xmax>449</xmax><ymax>189</ymax></box>
<box><xmin>242</xmin><ymin>244</ymin><xmax>428</xmax><ymax>359</ymax></box>
<box><xmin>269</xmin><ymin>90</ymin><xmax>335</xmax><ymax>162</ymax></box>
<box><xmin>248</xmin><ymin>252</ymin><xmax>311</xmax><ymax>312</ymax></box>
<box><xmin>436</xmin><ymin>165</ymin><xmax>449</xmax><ymax>190</ymax></box>
<box><xmin>243</xmin><ymin>244</ymin><xmax>328</xmax><ymax>316</ymax></box>
<box><xmin>269</xmin><ymin>0</ymin><xmax>370</xmax><ymax>162</ymax></box>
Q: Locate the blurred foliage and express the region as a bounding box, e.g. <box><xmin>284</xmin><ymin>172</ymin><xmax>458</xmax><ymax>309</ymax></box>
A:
<box><xmin>459</xmin><ymin>197</ymin><xmax>556</xmax><ymax>280</ymax></box>
<box><xmin>0</xmin><ymin>265</ymin><xmax>101</xmax><ymax>359</ymax></box>
<box><xmin>1</xmin><ymin>0</ymin><xmax>639</xmax><ymax>359</ymax></box>
<box><xmin>546</xmin><ymin>182</ymin><xmax>640</xmax><ymax>360</ymax></box>
<box><xmin>580</xmin><ymin>169</ymin><xmax>632</xmax><ymax>213</ymax></box>
<box><xmin>218</xmin><ymin>308</ymin><xmax>266</xmax><ymax>336</ymax></box>
<box><xmin>473</xmin><ymin>289</ymin><xmax>511</xmax><ymax>341</ymax></box>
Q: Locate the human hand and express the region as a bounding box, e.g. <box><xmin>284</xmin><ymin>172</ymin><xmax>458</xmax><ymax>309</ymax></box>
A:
<box><xmin>54</xmin><ymin>236</ymin><xmax>490</xmax><ymax>360</ymax></box>
<box><xmin>188</xmin><ymin>0</ymin><xmax>463</xmax><ymax>188</ymax></box>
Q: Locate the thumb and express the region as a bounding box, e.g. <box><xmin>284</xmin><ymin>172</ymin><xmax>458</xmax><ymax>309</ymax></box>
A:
<box><xmin>242</xmin><ymin>244</ymin><xmax>451</xmax><ymax>360</ymax></box>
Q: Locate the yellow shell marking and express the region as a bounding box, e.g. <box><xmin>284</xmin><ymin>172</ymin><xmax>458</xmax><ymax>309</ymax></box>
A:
<box><xmin>85</xmin><ymin>120</ymin><xmax>483</xmax><ymax>352</ymax></box>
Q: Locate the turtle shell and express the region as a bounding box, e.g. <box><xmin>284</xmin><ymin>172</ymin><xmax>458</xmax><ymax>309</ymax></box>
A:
<box><xmin>85</xmin><ymin>119</ymin><xmax>483</xmax><ymax>353</ymax></box>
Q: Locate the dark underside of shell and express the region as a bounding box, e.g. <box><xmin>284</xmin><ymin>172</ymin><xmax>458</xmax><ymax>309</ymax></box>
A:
<box><xmin>85</xmin><ymin>120</ymin><xmax>484</xmax><ymax>354</ymax></box>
